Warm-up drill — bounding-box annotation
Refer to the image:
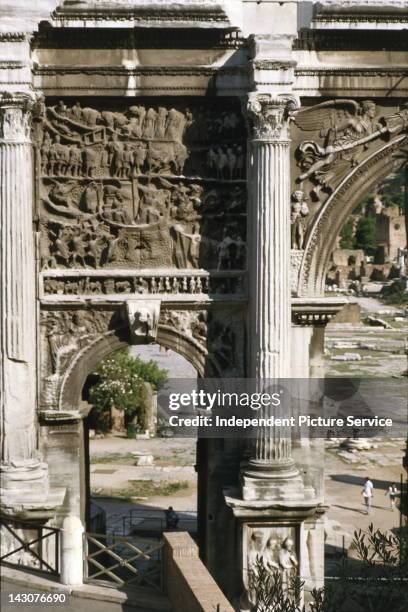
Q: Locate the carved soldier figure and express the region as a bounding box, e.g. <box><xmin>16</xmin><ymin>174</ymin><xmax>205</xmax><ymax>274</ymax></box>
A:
<box><xmin>84</xmin><ymin>147</ymin><xmax>100</xmax><ymax>178</ymax></box>
<box><xmin>164</xmin><ymin>277</ymin><xmax>172</xmax><ymax>293</ymax></box>
<box><xmin>127</xmin><ymin>105</ymin><xmax>146</xmax><ymax>136</ymax></box>
<box><xmin>226</xmin><ymin>147</ymin><xmax>236</xmax><ymax>180</ymax></box>
<box><xmin>123</xmin><ymin>143</ymin><xmax>134</xmax><ymax>178</ymax></box>
<box><xmin>206</xmin><ymin>147</ymin><xmax>217</xmax><ymax>176</ymax></box>
<box><xmin>290</xmin><ymin>190</ymin><xmax>309</xmax><ymax>250</ymax></box>
<box><xmin>100</xmin><ymin>146</ymin><xmax>110</xmax><ymax>175</ymax></box>
<box><xmin>112</xmin><ymin>141</ymin><xmax>125</xmax><ymax>178</ymax></box>
<box><xmin>50</xmin><ymin>226</ymin><xmax>71</xmax><ymax>267</ymax></box>
<box><xmin>49</xmin><ymin>135</ymin><xmax>69</xmax><ymax>176</ymax></box>
<box><xmin>67</xmin><ymin>144</ymin><xmax>82</xmax><ymax>176</ymax></box>
<box><xmin>144</xmin><ymin>108</ymin><xmax>158</xmax><ymax>139</ymax></box>
<box><xmin>234</xmin><ymin>145</ymin><xmax>244</xmax><ymax>178</ymax></box>
<box><xmin>165</xmin><ymin>108</ymin><xmax>187</xmax><ymax>142</ymax></box>
<box><xmin>234</xmin><ymin>233</ymin><xmax>247</xmax><ymax>269</ymax></box>
<box><xmin>87</xmin><ymin>233</ymin><xmax>104</xmax><ymax>268</ymax></box>
<box><xmin>217</xmin><ymin>228</ymin><xmax>234</xmax><ymax>270</ymax></box>
<box><xmin>172</xmin><ymin>277</ymin><xmax>180</xmax><ymax>293</ymax></box>
<box><xmin>133</xmin><ymin>142</ymin><xmax>147</xmax><ymax>174</ymax></box>
<box><xmin>40</xmin><ymin>132</ymin><xmax>52</xmax><ymax>174</ymax></box>
<box><xmin>70</xmin><ymin>101</ymin><xmax>83</xmax><ymax>121</ymax></box>
<box><xmin>189</xmin><ymin>277</ymin><xmax>196</xmax><ymax>293</ymax></box>
<box><xmin>155</xmin><ymin>107</ymin><xmax>168</xmax><ymax>139</ymax></box>
<box><xmin>70</xmin><ymin>228</ymin><xmax>88</xmax><ymax>267</ymax></box>
<box><xmin>215</xmin><ymin>146</ymin><xmax>228</xmax><ymax>179</ymax></box>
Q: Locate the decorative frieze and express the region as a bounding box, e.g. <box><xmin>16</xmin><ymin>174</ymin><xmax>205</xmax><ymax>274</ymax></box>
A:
<box><xmin>41</xmin><ymin>271</ymin><xmax>245</xmax><ymax>297</ymax></box>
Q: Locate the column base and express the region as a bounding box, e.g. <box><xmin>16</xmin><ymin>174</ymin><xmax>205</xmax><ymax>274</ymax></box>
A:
<box><xmin>241</xmin><ymin>460</ymin><xmax>315</xmax><ymax>503</ymax></box>
<box><xmin>0</xmin><ymin>460</ymin><xmax>65</xmax><ymax>518</ymax></box>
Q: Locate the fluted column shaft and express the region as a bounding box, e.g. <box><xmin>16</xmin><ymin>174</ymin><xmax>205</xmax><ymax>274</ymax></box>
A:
<box><xmin>245</xmin><ymin>93</ymin><xmax>297</xmax><ymax>475</ymax></box>
<box><xmin>249</xmin><ymin>139</ymin><xmax>291</xmax><ymax>380</ymax></box>
<box><xmin>0</xmin><ymin>92</ymin><xmax>48</xmax><ymax>513</ymax></box>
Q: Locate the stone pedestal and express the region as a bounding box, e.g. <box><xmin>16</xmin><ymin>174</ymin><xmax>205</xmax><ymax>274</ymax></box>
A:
<box><xmin>0</xmin><ymin>92</ymin><xmax>51</xmax><ymax>516</ymax></box>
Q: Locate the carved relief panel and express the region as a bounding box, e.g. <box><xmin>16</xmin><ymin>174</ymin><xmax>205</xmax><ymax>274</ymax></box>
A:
<box><xmin>289</xmin><ymin>99</ymin><xmax>408</xmax><ymax>294</ymax></box>
<box><xmin>36</xmin><ymin>99</ymin><xmax>247</xmax><ymax>277</ymax></box>
<box><xmin>290</xmin><ymin>100</ymin><xmax>408</xmax><ymax>246</ymax></box>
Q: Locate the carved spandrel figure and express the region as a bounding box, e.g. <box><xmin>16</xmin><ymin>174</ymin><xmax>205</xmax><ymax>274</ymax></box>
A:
<box><xmin>290</xmin><ymin>190</ymin><xmax>309</xmax><ymax>250</ymax></box>
<box><xmin>294</xmin><ymin>99</ymin><xmax>382</xmax><ymax>198</ymax></box>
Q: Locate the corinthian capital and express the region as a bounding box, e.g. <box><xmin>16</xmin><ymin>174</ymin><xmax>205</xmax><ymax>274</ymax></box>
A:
<box><xmin>246</xmin><ymin>92</ymin><xmax>299</xmax><ymax>141</ymax></box>
<box><xmin>0</xmin><ymin>92</ymin><xmax>38</xmax><ymax>142</ymax></box>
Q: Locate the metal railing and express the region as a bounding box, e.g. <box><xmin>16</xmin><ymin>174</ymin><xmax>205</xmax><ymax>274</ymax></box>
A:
<box><xmin>0</xmin><ymin>518</ymin><xmax>60</xmax><ymax>575</ymax></box>
<box><xmin>84</xmin><ymin>531</ymin><xmax>163</xmax><ymax>591</ymax></box>
<box><xmin>110</xmin><ymin>508</ymin><xmax>197</xmax><ymax>537</ymax></box>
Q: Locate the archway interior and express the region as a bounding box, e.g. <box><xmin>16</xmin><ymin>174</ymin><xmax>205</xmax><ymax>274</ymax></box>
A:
<box><xmin>81</xmin><ymin>343</ymin><xmax>199</xmax><ymax>541</ymax></box>
<box><xmin>326</xmin><ymin>164</ymin><xmax>406</xmax><ymax>294</ymax></box>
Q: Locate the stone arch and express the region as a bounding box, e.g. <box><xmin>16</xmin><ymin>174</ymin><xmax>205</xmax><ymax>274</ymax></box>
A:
<box><xmin>59</xmin><ymin>323</ymin><xmax>221</xmax><ymax>413</ymax></box>
<box><xmin>298</xmin><ymin>134</ymin><xmax>407</xmax><ymax>297</ymax></box>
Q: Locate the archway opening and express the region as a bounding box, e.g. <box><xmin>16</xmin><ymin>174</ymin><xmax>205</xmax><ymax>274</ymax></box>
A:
<box><xmin>81</xmin><ymin>344</ymin><xmax>199</xmax><ymax>543</ymax></box>
<box><xmin>320</xmin><ymin>166</ymin><xmax>408</xmax><ymax>576</ymax></box>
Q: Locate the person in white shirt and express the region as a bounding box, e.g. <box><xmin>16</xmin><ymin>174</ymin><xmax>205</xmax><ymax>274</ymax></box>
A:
<box><xmin>362</xmin><ymin>477</ymin><xmax>374</xmax><ymax>514</ymax></box>
<box><xmin>385</xmin><ymin>483</ymin><xmax>398</xmax><ymax>511</ymax></box>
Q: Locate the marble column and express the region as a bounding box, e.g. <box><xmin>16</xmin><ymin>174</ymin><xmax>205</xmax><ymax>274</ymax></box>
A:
<box><xmin>241</xmin><ymin>93</ymin><xmax>312</xmax><ymax>502</ymax></box>
<box><xmin>0</xmin><ymin>92</ymin><xmax>49</xmax><ymax>515</ymax></box>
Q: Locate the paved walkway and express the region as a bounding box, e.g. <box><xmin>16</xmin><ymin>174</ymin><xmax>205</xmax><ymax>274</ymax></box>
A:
<box><xmin>1</xmin><ymin>579</ymin><xmax>161</xmax><ymax>612</ymax></box>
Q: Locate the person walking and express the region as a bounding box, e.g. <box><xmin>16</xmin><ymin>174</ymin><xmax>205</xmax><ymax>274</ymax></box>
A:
<box><xmin>362</xmin><ymin>477</ymin><xmax>374</xmax><ymax>514</ymax></box>
<box><xmin>385</xmin><ymin>483</ymin><xmax>398</xmax><ymax>511</ymax></box>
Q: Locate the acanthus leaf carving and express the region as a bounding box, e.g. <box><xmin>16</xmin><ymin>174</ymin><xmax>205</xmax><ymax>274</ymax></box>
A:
<box><xmin>0</xmin><ymin>92</ymin><xmax>36</xmax><ymax>142</ymax></box>
<box><xmin>246</xmin><ymin>93</ymin><xmax>299</xmax><ymax>141</ymax></box>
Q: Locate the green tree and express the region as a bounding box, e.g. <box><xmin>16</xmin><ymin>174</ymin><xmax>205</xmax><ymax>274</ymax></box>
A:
<box><xmin>88</xmin><ymin>349</ymin><xmax>167</xmax><ymax>420</ymax></box>
<box><xmin>339</xmin><ymin>218</ymin><xmax>356</xmax><ymax>250</ymax></box>
<box><xmin>355</xmin><ymin>214</ymin><xmax>377</xmax><ymax>255</ymax></box>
